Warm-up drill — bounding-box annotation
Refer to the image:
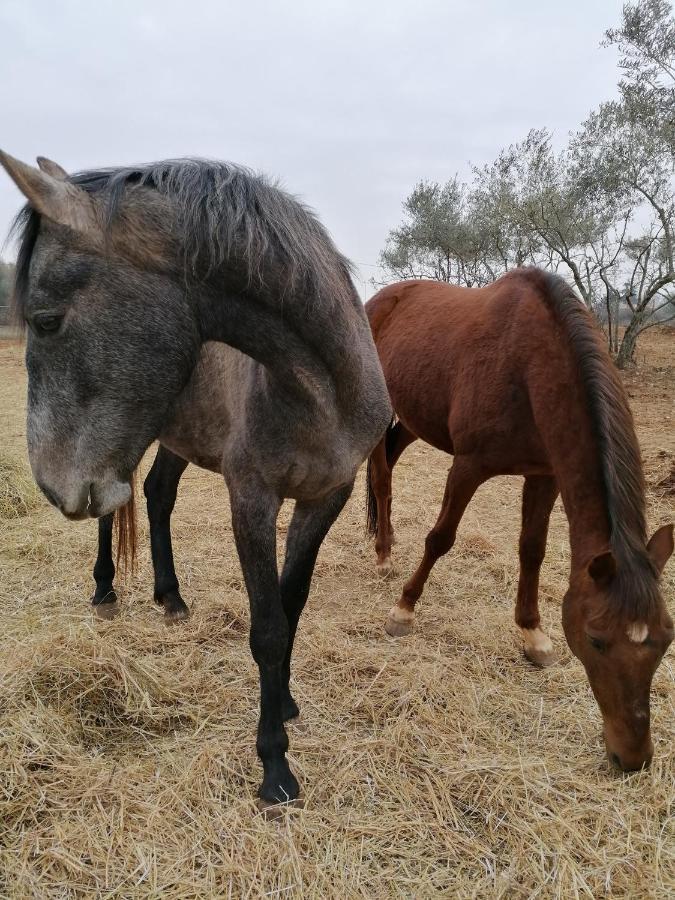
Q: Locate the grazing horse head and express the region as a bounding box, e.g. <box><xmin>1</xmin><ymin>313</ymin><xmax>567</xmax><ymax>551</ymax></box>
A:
<box><xmin>1</xmin><ymin>151</ymin><xmax>201</xmax><ymax>519</ymax></box>
<box><xmin>563</xmin><ymin>525</ymin><xmax>673</xmax><ymax>772</ymax></box>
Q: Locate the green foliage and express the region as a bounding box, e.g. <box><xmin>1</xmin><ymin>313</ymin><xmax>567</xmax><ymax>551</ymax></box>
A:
<box><xmin>379</xmin><ymin>178</ymin><xmax>487</xmax><ymax>285</ymax></box>
<box><xmin>604</xmin><ymin>0</ymin><xmax>675</xmax><ymax>154</ymax></box>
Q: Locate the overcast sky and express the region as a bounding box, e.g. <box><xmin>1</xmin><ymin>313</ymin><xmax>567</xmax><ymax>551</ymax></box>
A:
<box><xmin>1</xmin><ymin>0</ymin><xmax>624</xmax><ymax>297</ymax></box>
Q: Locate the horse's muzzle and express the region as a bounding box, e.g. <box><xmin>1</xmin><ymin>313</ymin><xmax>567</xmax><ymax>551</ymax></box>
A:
<box><xmin>36</xmin><ymin>474</ymin><xmax>131</xmax><ymax>520</ymax></box>
<box><xmin>605</xmin><ymin>727</ymin><xmax>654</xmax><ymax>773</ymax></box>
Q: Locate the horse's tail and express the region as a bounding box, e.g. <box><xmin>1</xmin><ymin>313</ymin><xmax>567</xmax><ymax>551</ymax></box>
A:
<box><xmin>366</xmin><ymin>417</ymin><xmax>397</xmax><ymax>535</ymax></box>
<box><xmin>113</xmin><ymin>471</ymin><xmax>138</xmax><ymax>573</ymax></box>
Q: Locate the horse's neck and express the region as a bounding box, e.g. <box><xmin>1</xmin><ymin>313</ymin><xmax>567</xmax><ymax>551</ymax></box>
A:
<box><xmin>194</xmin><ymin>282</ymin><xmax>387</xmax><ymax>434</ymax></box>
<box><xmin>196</xmin><ymin>288</ymin><xmax>348</xmax><ymax>400</ymax></box>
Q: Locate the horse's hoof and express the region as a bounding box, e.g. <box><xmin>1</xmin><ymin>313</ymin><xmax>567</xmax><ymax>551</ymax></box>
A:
<box><xmin>164</xmin><ymin>606</ymin><xmax>190</xmax><ymax>626</ymax></box>
<box><xmin>156</xmin><ymin>591</ymin><xmax>190</xmax><ymax>624</ymax></box>
<box><xmin>376</xmin><ymin>558</ymin><xmax>393</xmax><ymax>577</ymax></box>
<box><xmin>385</xmin><ymin>617</ymin><xmax>414</xmax><ymax>637</ymax></box>
<box><xmin>521</xmin><ymin>628</ymin><xmax>556</xmax><ymax>667</ymax></box>
<box><xmin>256</xmin><ymin>796</ymin><xmax>304</xmax><ymax>819</ymax></box>
<box><xmin>524</xmin><ymin>645</ymin><xmax>557</xmax><ymax>668</ymax></box>
<box><xmin>385</xmin><ymin>605</ymin><xmax>415</xmax><ymax>637</ymax></box>
<box><xmin>94</xmin><ymin>602</ymin><xmax>121</xmax><ymax>621</ymax></box>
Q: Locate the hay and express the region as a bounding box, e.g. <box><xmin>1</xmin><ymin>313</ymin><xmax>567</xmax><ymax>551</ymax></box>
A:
<box><xmin>0</xmin><ymin>335</ymin><xmax>674</xmax><ymax>897</ymax></box>
<box><xmin>0</xmin><ymin>451</ymin><xmax>39</xmax><ymax>520</ymax></box>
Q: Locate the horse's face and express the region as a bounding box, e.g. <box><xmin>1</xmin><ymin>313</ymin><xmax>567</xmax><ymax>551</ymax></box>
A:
<box><xmin>562</xmin><ymin>525</ymin><xmax>674</xmax><ymax>772</ymax></box>
<box><xmin>2</xmin><ymin>154</ymin><xmax>200</xmax><ymax>519</ymax></box>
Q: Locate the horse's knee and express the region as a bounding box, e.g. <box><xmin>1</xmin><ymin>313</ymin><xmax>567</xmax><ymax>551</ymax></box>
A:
<box><xmin>425</xmin><ymin>527</ymin><xmax>454</xmax><ymax>559</ymax></box>
<box><xmin>250</xmin><ymin>618</ymin><xmax>289</xmax><ymax>669</ymax></box>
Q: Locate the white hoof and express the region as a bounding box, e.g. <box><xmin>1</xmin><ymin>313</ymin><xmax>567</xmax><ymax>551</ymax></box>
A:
<box><xmin>376</xmin><ymin>557</ymin><xmax>393</xmax><ymax>577</ymax></box>
<box><xmin>385</xmin><ymin>604</ymin><xmax>414</xmax><ymax>637</ymax></box>
<box><xmin>521</xmin><ymin>627</ymin><xmax>556</xmax><ymax>667</ymax></box>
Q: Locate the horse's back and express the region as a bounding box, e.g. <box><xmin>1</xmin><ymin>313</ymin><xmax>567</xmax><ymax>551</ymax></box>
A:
<box><xmin>366</xmin><ymin>274</ymin><xmax>555</xmax><ymax>468</ymax></box>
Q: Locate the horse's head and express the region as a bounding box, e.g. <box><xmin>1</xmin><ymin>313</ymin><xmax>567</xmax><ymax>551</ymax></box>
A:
<box><xmin>1</xmin><ymin>151</ymin><xmax>200</xmax><ymax>519</ymax></box>
<box><xmin>562</xmin><ymin>524</ymin><xmax>673</xmax><ymax>772</ymax></box>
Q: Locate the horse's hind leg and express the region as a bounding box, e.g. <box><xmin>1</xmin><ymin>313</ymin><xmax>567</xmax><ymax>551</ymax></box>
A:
<box><xmin>368</xmin><ymin>421</ymin><xmax>416</xmax><ymax>575</ymax></box>
<box><xmin>386</xmin><ymin>456</ymin><xmax>484</xmax><ymax>637</ymax></box>
<box><xmin>91</xmin><ymin>513</ymin><xmax>119</xmax><ymax>617</ymax></box>
<box><xmin>144</xmin><ymin>445</ymin><xmax>190</xmax><ymax>624</ymax></box>
<box><xmin>516</xmin><ymin>475</ymin><xmax>559</xmax><ymax>667</ymax></box>
<box><xmin>279</xmin><ymin>481</ymin><xmax>354</xmax><ymax>721</ymax></box>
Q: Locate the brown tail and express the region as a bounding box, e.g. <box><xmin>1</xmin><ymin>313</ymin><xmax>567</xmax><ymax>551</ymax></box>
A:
<box><xmin>113</xmin><ymin>471</ymin><xmax>138</xmax><ymax>573</ymax></box>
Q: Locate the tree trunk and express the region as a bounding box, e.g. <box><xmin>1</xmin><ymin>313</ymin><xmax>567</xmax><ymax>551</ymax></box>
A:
<box><xmin>616</xmin><ymin>320</ymin><xmax>642</xmax><ymax>369</ymax></box>
<box><xmin>605</xmin><ymin>292</ymin><xmax>616</xmax><ymax>354</ymax></box>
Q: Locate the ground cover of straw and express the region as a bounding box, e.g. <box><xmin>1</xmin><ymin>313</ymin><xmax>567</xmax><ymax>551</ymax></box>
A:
<box><xmin>0</xmin><ymin>331</ymin><xmax>673</xmax><ymax>899</ymax></box>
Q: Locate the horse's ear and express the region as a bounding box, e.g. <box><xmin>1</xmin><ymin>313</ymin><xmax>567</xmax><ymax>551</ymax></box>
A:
<box><xmin>647</xmin><ymin>524</ymin><xmax>674</xmax><ymax>575</ymax></box>
<box><xmin>0</xmin><ymin>149</ymin><xmax>100</xmax><ymax>239</ymax></box>
<box><xmin>36</xmin><ymin>156</ymin><xmax>68</xmax><ymax>181</ymax></box>
<box><xmin>588</xmin><ymin>551</ymin><xmax>616</xmax><ymax>586</ymax></box>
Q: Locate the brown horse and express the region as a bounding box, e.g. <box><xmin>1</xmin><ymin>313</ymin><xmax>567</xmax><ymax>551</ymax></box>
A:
<box><xmin>366</xmin><ymin>269</ymin><xmax>673</xmax><ymax>773</ymax></box>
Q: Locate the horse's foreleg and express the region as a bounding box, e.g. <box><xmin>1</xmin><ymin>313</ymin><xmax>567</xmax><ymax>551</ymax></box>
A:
<box><xmin>144</xmin><ymin>445</ymin><xmax>190</xmax><ymax>623</ymax></box>
<box><xmin>91</xmin><ymin>513</ymin><xmax>118</xmax><ymax>615</ymax></box>
<box><xmin>516</xmin><ymin>475</ymin><xmax>559</xmax><ymax>667</ymax></box>
<box><xmin>229</xmin><ymin>484</ymin><xmax>299</xmax><ymax>809</ymax></box>
<box><xmin>386</xmin><ymin>456</ymin><xmax>484</xmax><ymax>637</ymax></box>
<box><xmin>279</xmin><ymin>482</ymin><xmax>354</xmax><ymax>721</ymax></box>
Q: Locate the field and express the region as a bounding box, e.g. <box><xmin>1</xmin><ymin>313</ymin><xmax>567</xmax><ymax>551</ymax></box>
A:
<box><xmin>1</xmin><ymin>330</ymin><xmax>674</xmax><ymax>898</ymax></box>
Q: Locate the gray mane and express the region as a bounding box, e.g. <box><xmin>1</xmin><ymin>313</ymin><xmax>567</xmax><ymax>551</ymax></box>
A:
<box><xmin>11</xmin><ymin>158</ymin><xmax>357</xmax><ymax>313</ymax></box>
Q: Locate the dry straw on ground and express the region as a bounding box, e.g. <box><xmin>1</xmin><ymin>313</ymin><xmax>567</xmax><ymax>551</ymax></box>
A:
<box><xmin>0</xmin><ymin>451</ymin><xmax>39</xmax><ymax>521</ymax></box>
<box><xmin>0</xmin><ymin>332</ymin><xmax>674</xmax><ymax>898</ymax></box>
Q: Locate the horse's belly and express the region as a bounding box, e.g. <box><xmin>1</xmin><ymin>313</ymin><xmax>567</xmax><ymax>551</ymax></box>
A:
<box><xmin>448</xmin><ymin>396</ymin><xmax>550</xmax><ymax>472</ymax></box>
<box><xmin>386</xmin><ymin>382</ymin><xmax>453</xmax><ymax>453</ymax></box>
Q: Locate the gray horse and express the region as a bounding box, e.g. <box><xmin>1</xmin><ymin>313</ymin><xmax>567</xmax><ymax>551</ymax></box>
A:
<box><xmin>1</xmin><ymin>151</ymin><xmax>392</xmax><ymax>809</ymax></box>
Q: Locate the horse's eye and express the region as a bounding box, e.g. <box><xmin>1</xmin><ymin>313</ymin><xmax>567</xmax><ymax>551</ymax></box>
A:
<box><xmin>32</xmin><ymin>313</ymin><xmax>63</xmax><ymax>336</ymax></box>
<box><xmin>587</xmin><ymin>635</ymin><xmax>606</xmax><ymax>653</ymax></box>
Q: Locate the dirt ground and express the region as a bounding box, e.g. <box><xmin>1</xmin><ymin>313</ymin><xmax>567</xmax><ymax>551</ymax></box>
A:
<box><xmin>0</xmin><ymin>329</ymin><xmax>673</xmax><ymax>898</ymax></box>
